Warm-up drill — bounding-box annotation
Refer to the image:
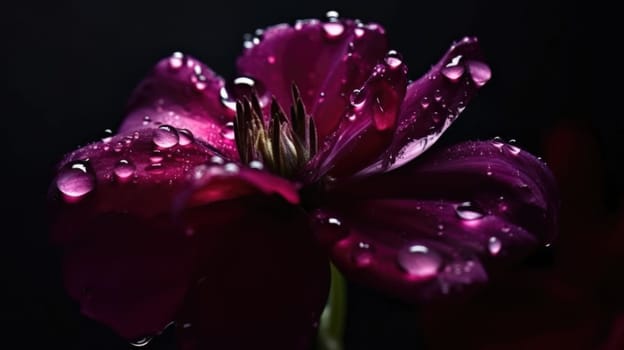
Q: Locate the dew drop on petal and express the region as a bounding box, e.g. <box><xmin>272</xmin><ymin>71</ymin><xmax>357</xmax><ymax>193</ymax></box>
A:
<box><xmin>349</xmin><ymin>89</ymin><xmax>365</xmax><ymax>109</ymax></box>
<box><xmin>221</xmin><ymin>121</ymin><xmax>235</xmax><ymax>140</ymax></box>
<box><xmin>210</xmin><ymin>155</ymin><xmax>224</xmax><ymax>165</ymax></box>
<box><xmin>455</xmin><ymin>201</ymin><xmax>484</xmax><ymax>220</ymax></box>
<box><xmin>56</xmin><ymin>161</ymin><xmax>95</xmax><ymax>200</ymax></box>
<box><xmin>130</xmin><ymin>337</ymin><xmax>152</xmax><ymax>347</ymax></box>
<box><xmin>352</xmin><ymin>241</ymin><xmax>373</xmax><ymax>267</ymax></box>
<box><xmin>114</xmin><ymin>159</ymin><xmax>135</xmax><ymax>181</ymax></box>
<box><xmin>492</xmin><ymin>136</ymin><xmax>504</xmax><ymax>149</ymax></box>
<box><xmin>467</xmin><ymin>60</ymin><xmax>492</xmax><ymax>87</ymax></box>
<box><xmin>325</xmin><ymin>10</ymin><xmax>340</xmax><ymax>20</ymax></box>
<box><xmin>322</xmin><ymin>22</ymin><xmax>345</xmax><ymax>39</ymax></box>
<box><xmin>219</xmin><ymin>77</ymin><xmax>268</xmax><ymax>112</ymax></box>
<box><xmin>441</xmin><ymin>65</ymin><xmax>465</xmax><ymax>82</ymax></box>
<box><xmin>153</xmin><ymin>125</ymin><xmax>179</xmax><ymax>148</ymax></box>
<box><xmin>420</xmin><ymin>96</ymin><xmax>430</xmax><ymax>109</ymax></box>
<box><xmin>354</xmin><ymin>28</ymin><xmax>365</xmax><ymax>38</ymax></box>
<box><xmin>224</xmin><ymin>163</ymin><xmax>239</xmax><ymax>173</ymax></box>
<box><xmin>397</xmin><ymin>245</ymin><xmax>442</xmax><ymax>279</ymax></box>
<box><xmin>177</xmin><ymin>128</ymin><xmax>194</xmax><ymax>146</ymax></box>
<box><xmin>150</xmin><ymin>150</ymin><xmax>163</xmax><ymax>163</ymax></box>
<box><xmin>169</xmin><ymin>52</ymin><xmax>184</xmax><ymax>70</ymax></box>
<box><xmin>384</xmin><ymin>50</ymin><xmax>403</xmax><ymax>69</ymax></box>
<box><xmin>488</xmin><ymin>236</ymin><xmax>502</xmax><ymax>255</ymax></box>
<box><xmin>248</xmin><ymin>160</ymin><xmax>264</xmax><ymax>169</ymax></box>
<box><xmin>314</xmin><ymin>212</ymin><xmax>349</xmax><ymax>246</ymax></box>
<box><xmin>434</xmin><ymin>89</ymin><xmax>443</xmax><ymax>102</ymax></box>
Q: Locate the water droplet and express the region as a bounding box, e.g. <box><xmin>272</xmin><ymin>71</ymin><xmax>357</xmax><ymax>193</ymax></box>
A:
<box><xmin>322</xmin><ymin>22</ymin><xmax>345</xmax><ymax>39</ymax></box>
<box><xmin>142</xmin><ymin>116</ymin><xmax>151</xmax><ymax>126</ymax></box>
<box><xmin>434</xmin><ymin>89</ymin><xmax>443</xmax><ymax>102</ymax></box>
<box><xmin>492</xmin><ymin>136</ymin><xmax>504</xmax><ymax>149</ymax></box>
<box><xmin>114</xmin><ymin>159</ymin><xmax>135</xmax><ymax>182</ymax></box>
<box><xmin>153</xmin><ymin>125</ymin><xmax>179</xmax><ymax>148</ymax></box>
<box><xmin>130</xmin><ymin>337</ymin><xmax>152</xmax><ymax>347</ymax></box>
<box><xmin>455</xmin><ymin>201</ymin><xmax>484</xmax><ymax>220</ymax></box>
<box><xmin>345</xmin><ymin>111</ymin><xmax>356</xmax><ymax>121</ymax></box>
<box><xmin>488</xmin><ymin>236</ymin><xmax>502</xmax><ymax>255</ymax></box>
<box><xmin>177</xmin><ymin>128</ymin><xmax>194</xmax><ymax>146</ymax></box>
<box><xmin>349</xmin><ymin>89</ymin><xmax>365</xmax><ymax>109</ymax></box>
<box><xmin>501</xmin><ymin>226</ymin><xmax>511</xmax><ymax>233</ymax></box>
<box><xmin>249</xmin><ymin>160</ymin><xmax>264</xmax><ymax>169</ymax></box>
<box><xmin>467</xmin><ymin>60</ymin><xmax>492</xmax><ymax>87</ymax></box>
<box><xmin>384</xmin><ymin>50</ymin><xmax>403</xmax><ymax>69</ymax></box>
<box><xmin>56</xmin><ymin>161</ymin><xmax>95</xmax><ymax>200</ymax></box>
<box><xmin>354</xmin><ymin>28</ymin><xmax>365</xmax><ymax>38</ymax></box>
<box><xmin>352</xmin><ymin>241</ymin><xmax>373</xmax><ymax>267</ymax></box>
<box><xmin>210</xmin><ymin>155</ymin><xmax>224</xmax><ymax>165</ymax></box>
<box><xmin>420</xmin><ymin>97</ymin><xmax>430</xmax><ymax>109</ymax></box>
<box><xmin>224</xmin><ymin>163</ymin><xmax>239</xmax><ymax>173</ymax></box>
<box><xmin>267</xmin><ymin>55</ymin><xmax>276</xmax><ymax>64</ymax></box>
<box><xmin>113</xmin><ymin>141</ymin><xmax>124</xmax><ymax>152</ymax></box>
<box><xmin>397</xmin><ymin>245</ymin><xmax>442</xmax><ymax>279</ymax></box>
<box><xmin>441</xmin><ymin>65</ymin><xmax>465</xmax><ymax>82</ymax></box>
<box><xmin>221</xmin><ymin>121</ymin><xmax>235</xmax><ymax>140</ymax></box>
<box><xmin>325</xmin><ymin>10</ymin><xmax>339</xmax><ymax>20</ymax></box>
<box><xmin>150</xmin><ymin>150</ymin><xmax>163</xmax><ymax>163</ymax></box>
<box><xmin>219</xmin><ymin>77</ymin><xmax>268</xmax><ymax>112</ymax></box>
<box><xmin>169</xmin><ymin>52</ymin><xmax>184</xmax><ymax>70</ymax></box>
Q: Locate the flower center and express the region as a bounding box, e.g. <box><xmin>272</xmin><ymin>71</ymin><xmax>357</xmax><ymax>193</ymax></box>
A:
<box><xmin>234</xmin><ymin>85</ymin><xmax>318</xmax><ymax>179</ymax></box>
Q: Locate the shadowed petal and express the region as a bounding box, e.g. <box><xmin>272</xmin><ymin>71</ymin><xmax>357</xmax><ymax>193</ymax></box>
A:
<box><xmin>174</xmin><ymin>175</ymin><xmax>327</xmax><ymax>350</ymax></box>
<box><xmin>119</xmin><ymin>53</ymin><xmax>239</xmax><ymax>159</ymax></box>
<box><xmin>312</xmin><ymin>141</ymin><xmax>558</xmax><ymax>302</ymax></box>
<box><xmin>49</xmin><ymin>128</ymin><xmax>216</xmax><ymax>340</ymax></box>
<box><xmin>237</xmin><ymin>19</ymin><xmax>388</xmax><ymax>139</ymax></box>
<box><xmin>358</xmin><ymin>37</ymin><xmax>491</xmax><ymax>175</ymax></box>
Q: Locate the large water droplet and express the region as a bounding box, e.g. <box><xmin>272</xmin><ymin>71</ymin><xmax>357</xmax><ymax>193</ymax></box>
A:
<box><xmin>169</xmin><ymin>52</ymin><xmax>184</xmax><ymax>70</ymax></box>
<box><xmin>441</xmin><ymin>65</ymin><xmax>465</xmax><ymax>82</ymax></box>
<box><xmin>397</xmin><ymin>245</ymin><xmax>442</xmax><ymax>279</ymax></box>
<box><xmin>349</xmin><ymin>89</ymin><xmax>365</xmax><ymax>109</ymax></box>
<box><xmin>492</xmin><ymin>136</ymin><xmax>504</xmax><ymax>150</ymax></box>
<box><xmin>130</xmin><ymin>337</ymin><xmax>152</xmax><ymax>347</ymax></box>
<box><xmin>322</xmin><ymin>22</ymin><xmax>345</xmax><ymax>39</ymax></box>
<box><xmin>488</xmin><ymin>236</ymin><xmax>502</xmax><ymax>255</ymax></box>
<box><xmin>325</xmin><ymin>10</ymin><xmax>340</xmax><ymax>20</ymax></box>
<box><xmin>153</xmin><ymin>125</ymin><xmax>179</xmax><ymax>148</ymax></box>
<box><xmin>221</xmin><ymin>121</ymin><xmax>235</xmax><ymax>140</ymax></box>
<box><xmin>352</xmin><ymin>241</ymin><xmax>373</xmax><ymax>267</ymax></box>
<box><xmin>455</xmin><ymin>201</ymin><xmax>484</xmax><ymax>220</ymax></box>
<box><xmin>178</xmin><ymin>128</ymin><xmax>194</xmax><ymax>146</ymax></box>
<box><xmin>219</xmin><ymin>77</ymin><xmax>268</xmax><ymax>112</ymax></box>
<box><xmin>56</xmin><ymin>161</ymin><xmax>95</xmax><ymax>200</ymax></box>
<box><xmin>467</xmin><ymin>60</ymin><xmax>492</xmax><ymax>87</ymax></box>
<box><xmin>114</xmin><ymin>159</ymin><xmax>135</xmax><ymax>182</ymax></box>
<box><xmin>384</xmin><ymin>50</ymin><xmax>403</xmax><ymax>69</ymax></box>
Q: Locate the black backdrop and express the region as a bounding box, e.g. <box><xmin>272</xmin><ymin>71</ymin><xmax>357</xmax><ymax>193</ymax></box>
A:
<box><xmin>3</xmin><ymin>0</ymin><xmax>608</xmax><ymax>349</ymax></box>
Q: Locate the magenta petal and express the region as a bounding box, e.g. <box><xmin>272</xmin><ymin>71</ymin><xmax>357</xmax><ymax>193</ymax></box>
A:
<box><xmin>49</xmin><ymin>128</ymin><xmax>217</xmax><ymax>340</ymax></box>
<box><xmin>307</xmin><ymin>58</ymin><xmax>408</xmax><ymax>179</ymax></box>
<box><xmin>313</xmin><ymin>141</ymin><xmax>558</xmax><ymax>302</ymax></box>
<box><xmin>175</xmin><ymin>198</ymin><xmax>328</xmax><ymax>350</ymax></box>
<box><xmin>237</xmin><ymin>19</ymin><xmax>388</xmax><ymax>139</ymax></box>
<box><xmin>359</xmin><ymin>37</ymin><xmax>491</xmax><ymax>175</ymax></box>
<box><xmin>119</xmin><ymin>53</ymin><xmax>239</xmax><ymax>160</ymax></box>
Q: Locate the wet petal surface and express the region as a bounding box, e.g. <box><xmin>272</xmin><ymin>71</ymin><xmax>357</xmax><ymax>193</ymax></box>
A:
<box><xmin>49</xmin><ymin>128</ymin><xmax>216</xmax><ymax>339</ymax></box>
<box><xmin>313</xmin><ymin>141</ymin><xmax>558</xmax><ymax>301</ymax></box>
<box><xmin>359</xmin><ymin>37</ymin><xmax>491</xmax><ymax>175</ymax></box>
<box><xmin>237</xmin><ymin>18</ymin><xmax>388</xmax><ymax>139</ymax></box>
<box><xmin>120</xmin><ymin>53</ymin><xmax>239</xmax><ymax>159</ymax></box>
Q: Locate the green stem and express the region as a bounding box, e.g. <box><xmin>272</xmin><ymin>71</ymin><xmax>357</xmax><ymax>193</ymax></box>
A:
<box><xmin>316</xmin><ymin>264</ymin><xmax>347</xmax><ymax>350</ymax></box>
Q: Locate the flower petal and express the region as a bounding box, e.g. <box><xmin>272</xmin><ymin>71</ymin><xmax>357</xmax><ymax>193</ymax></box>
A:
<box><xmin>237</xmin><ymin>19</ymin><xmax>388</xmax><ymax>139</ymax></box>
<box><xmin>358</xmin><ymin>37</ymin><xmax>491</xmax><ymax>175</ymax></box>
<box><xmin>174</xmin><ymin>185</ymin><xmax>328</xmax><ymax>349</ymax></box>
<box><xmin>312</xmin><ymin>141</ymin><xmax>558</xmax><ymax>302</ymax></box>
<box><xmin>306</xmin><ymin>58</ymin><xmax>408</xmax><ymax>180</ymax></box>
<box><xmin>49</xmin><ymin>128</ymin><xmax>216</xmax><ymax>340</ymax></box>
<box><xmin>119</xmin><ymin>53</ymin><xmax>238</xmax><ymax>159</ymax></box>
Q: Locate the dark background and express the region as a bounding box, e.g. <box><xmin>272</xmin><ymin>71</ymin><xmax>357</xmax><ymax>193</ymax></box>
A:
<box><xmin>3</xmin><ymin>0</ymin><xmax>609</xmax><ymax>349</ymax></box>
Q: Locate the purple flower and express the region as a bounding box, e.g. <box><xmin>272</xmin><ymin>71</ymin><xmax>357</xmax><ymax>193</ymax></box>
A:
<box><xmin>49</xmin><ymin>16</ymin><xmax>558</xmax><ymax>349</ymax></box>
